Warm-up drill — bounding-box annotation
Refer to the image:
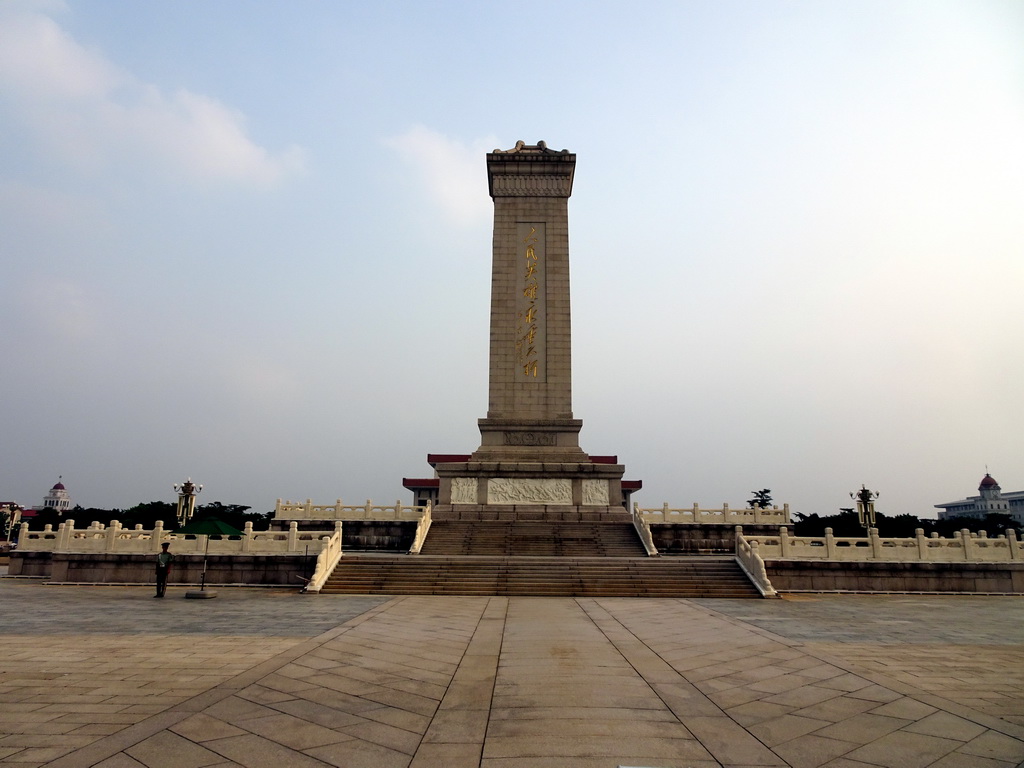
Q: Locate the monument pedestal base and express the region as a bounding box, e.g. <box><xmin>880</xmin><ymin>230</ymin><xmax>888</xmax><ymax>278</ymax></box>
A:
<box><xmin>431</xmin><ymin>504</ymin><xmax>631</xmax><ymax>522</ymax></box>
<box><xmin>434</xmin><ymin>458</ymin><xmax>626</xmax><ymax>521</ymax></box>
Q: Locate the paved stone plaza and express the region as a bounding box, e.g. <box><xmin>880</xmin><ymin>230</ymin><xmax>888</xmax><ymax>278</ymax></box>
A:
<box><xmin>2</xmin><ymin>577</ymin><xmax>1024</xmax><ymax>767</ymax></box>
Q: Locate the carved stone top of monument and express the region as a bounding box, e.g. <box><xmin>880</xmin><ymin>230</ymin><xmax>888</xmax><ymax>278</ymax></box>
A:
<box><xmin>487</xmin><ymin>141</ymin><xmax>575</xmax><ymax>199</ymax></box>
<box><xmin>491</xmin><ymin>140</ymin><xmax>570</xmax><ymax>155</ymax></box>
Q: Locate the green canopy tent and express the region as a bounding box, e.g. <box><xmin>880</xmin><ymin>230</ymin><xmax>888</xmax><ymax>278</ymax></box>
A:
<box><xmin>176</xmin><ymin>517</ymin><xmax>243</xmax><ymax>595</ymax></box>
<box><xmin>177</xmin><ymin>516</ymin><xmax>243</xmax><ymax>537</ymax></box>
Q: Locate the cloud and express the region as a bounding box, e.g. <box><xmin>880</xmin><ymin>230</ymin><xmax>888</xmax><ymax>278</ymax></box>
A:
<box><xmin>384</xmin><ymin>126</ymin><xmax>497</xmax><ymax>226</ymax></box>
<box><xmin>0</xmin><ymin>3</ymin><xmax>304</xmax><ymax>187</ymax></box>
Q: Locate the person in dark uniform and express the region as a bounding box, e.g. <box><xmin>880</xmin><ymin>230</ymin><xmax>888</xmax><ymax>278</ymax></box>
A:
<box><xmin>155</xmin><ymin>542</ymin><xmax>173</xmax><ymax>597</ymax></box>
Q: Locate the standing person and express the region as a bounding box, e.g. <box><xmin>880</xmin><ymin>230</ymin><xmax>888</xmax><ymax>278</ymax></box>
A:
<box><xmin>155</xmin><ymin>542</ymin><xmax>173</xmax><ymax>598</ymax></box>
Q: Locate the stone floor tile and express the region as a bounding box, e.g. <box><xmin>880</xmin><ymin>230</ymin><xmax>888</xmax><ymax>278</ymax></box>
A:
<box><xmin>727</xmin><ymin>699</ymin><xmax>796</xmax><ymax>726</ymax></box>
<box><xmin>843</xmin><ymin>729</ymin><xmax>961</xmax><ymax>768</ymax></box>
<box><xmin>866</xmin><ymin>696</ymin><xmax>938</xmax><ymax>720</ymax></box>
<box><xmin>421</xmin><ymin>709</ymin><xmax>488</xmax><ymax>743</ymax></box>
<box><xmin>339</xmin><ymin>719</ymin><xmax>423</xmax><ymax>754</ymax></box>
<box><xmin>901</xmin><ymin>710</ymin><xmax>988</xmax><ymax>741</ymax></box>
<box><xmin>482</xmin><ymin>733</ymin><xmax>714</xmax><ymax>761</ymax></box>
<box><xmin>304</xmin><ymin>736</ymin><xmax>412</xmax><ymax>768</ymax></box>
<box><xmin>747</xmin><ymin>713</ymin><xmax>832</xmax><ymax>747</ymax></box>
<box><xmin>170</xmin><ymin>713</ymin><xmax>247</xmax><ymax>743</ymax></box>
<box><xmin>843</xmin><ymin>684</ymin><xmax>904</xmax><ymax>704</ymax></box>
<box><xmin>481</xmin><ymin>759</ymin><xmax>720</xmax><ymax>768</ymax></box>
<box><xmin>708</xmin><ymin>685</ymin><xmax>769</xmax><ymax>709</ymax></box>
<box><xmin>203</xmin><ymin>734</ymin><xmax>335</xmax><ymax>768</ymax></box>
<box><xmin>408</xmin><ymin>741</ymin><xmax>482</xmax><ymax>768</ymax></box>
<box><xmin>814</xmin><ymin>712</ymin><xmax>911</xmax><ymax>743</ymax></box>
<box><xmin>124</xmin><ymin>731</ymin><xmax>225</xmax><ymax>768</ymax></box>
<box><xmin>265</xmin><ymin>698</ymin><xmax>367</xmax><ymax>729</ymax></box>
<box><xmin>92</xmin><ymin>754</ymin><xmax>148</xmax><ymax>768</ymax></box>
<box><xmin>236</xmin><ymin>713</ymin><xmax>351</xmax><ymax>750</ymax></box>
<box><xmin>681</xmin><ymin>715</ymin><xmax>787</xmax><ymax>765</ymax></box>
<box><xmin>791</xmin><ymin>694</ymin><xmax>878</xmax><ymax>723</ymax></box>
<box><xmin>928</xmin><ymin>752</ymin><xmax>1018</xmax><ymax>767</ymax></box>
<box><xmin>771</xmin><ymin>733</ymin><xmax>860</xmax><ymax>768</ymax></box>
<box><xmin>958</xmin><ymin>730</ymin><xmax>1024</xmax><ymax>761</ymax></box>
<box><xmin>2</xmin><ymin>746</ymin><xmax>73</xmax><ymax>763</ymax></box>
<box><xmin>762</xmin><ymin>684</ymin><xmax>842</xmax><ymax>709</ymax></box>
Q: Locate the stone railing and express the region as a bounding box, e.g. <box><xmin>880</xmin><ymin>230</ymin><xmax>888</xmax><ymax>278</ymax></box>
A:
<box><xmin>630</xmin><ymin>503</ymin><xmax>658</xmax><ymax>556</ymax></box>
<box><xmin>742</xmin><ymin>526</ymin><xmax>1023</xmax><ymax>562</ymax></box>
<box><xmin>734</xmin><ymin>527</ymin><xmax>778</xmax><ymax>597</ymax></box>
<box><xmin>16</xmin><ymin>520</ymin><xmax>338</xmax><ymax>556</ymax></box>
<box><xmin>274</xmin><ymin>498</ymin><xmax>428</xmax><ymax>523</ymax></box>
<box><xmin>409</xmin><ymin>502</ymin><xmax>432</xmax><ymax>554</ymax></box>
<box><xmin>637</xmin><ymin>503</ymin><xmax>790</xmax><ymax>526</ymax></box>
<box><xmin>303</xmin><ymin>525</ymin><xmax>344</xmax><ymax>594</ymax></box>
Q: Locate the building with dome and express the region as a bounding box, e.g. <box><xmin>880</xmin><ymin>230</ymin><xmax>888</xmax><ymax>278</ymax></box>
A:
<box><xmin>41</xmin><ymin>477</ymin><xmax>72</xmax><ymax>514</ymax></box>
<box><xmin>934</xmin><ymin>474</ymin><xmax>1024</xmax><ymax>525</ymax></box>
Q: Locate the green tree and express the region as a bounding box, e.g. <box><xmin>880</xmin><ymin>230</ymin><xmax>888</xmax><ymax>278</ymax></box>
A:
<box><xmin>747</xmin><ymin>489</ymin><xmax>773</xmax><ymax>509</ymax></box>
<box><xmin>121</xmin><ymin>501</ymin><xmax>177</xmax><ymax>529</ymax></box>
<box><xmin>192</xmin><ymin>501</ymin><xmax>270</xmax><ymax>530</ymax></box>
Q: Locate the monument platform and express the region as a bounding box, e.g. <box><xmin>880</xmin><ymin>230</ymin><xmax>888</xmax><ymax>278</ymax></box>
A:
<box><xmin>430</xmin><ymin>504</ymin><xmax>632</xmax><ymax>522</ymax></box>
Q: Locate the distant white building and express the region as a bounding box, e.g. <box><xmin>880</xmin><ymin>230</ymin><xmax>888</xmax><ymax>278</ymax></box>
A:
<box><xmin>41</xmin><ymin>477</ymin><xmax>72</xmax><ymax>513</ymax></box>
<box><xmin>934</xmin><ymin>474</ymin><xmax>1024</xmax><ymax>526</ymax></box>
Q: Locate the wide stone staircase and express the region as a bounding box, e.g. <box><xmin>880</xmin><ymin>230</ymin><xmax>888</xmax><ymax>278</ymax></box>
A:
<box><xmin>418</xmin><ymin>521</ymin><xmax>647</xmax><ymax>557</ymax></box>
<box><xmin>319</xmin><ymin>521</ymin><xmax>762</xmax><ymax>598</ymax></box>
<box><xmin>320</xmin><ymin>554</ymin><xmax>761</xmax><ymax>598</ymax></box>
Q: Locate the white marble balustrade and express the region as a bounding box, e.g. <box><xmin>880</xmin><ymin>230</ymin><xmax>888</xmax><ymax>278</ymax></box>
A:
<box><xmin>636</xmin><ymin>502</ymin><xmax>791</xmax><ymax>525</ymax></box>
<box><xmin>739</xmin><ymin>526</ymin><xmax>1023</xmax><ymax>562</ymax></box>
<box><xmin>16</xmin><ymin>519</ymin><xmax>340</xmax><ymax>555</ymax></box>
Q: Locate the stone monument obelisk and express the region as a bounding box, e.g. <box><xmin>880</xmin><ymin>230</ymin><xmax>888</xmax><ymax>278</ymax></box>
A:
<box><xmin>433</xmin><ymin>141</ymin><xmax>626</xmax><ymax>521</ymax></box>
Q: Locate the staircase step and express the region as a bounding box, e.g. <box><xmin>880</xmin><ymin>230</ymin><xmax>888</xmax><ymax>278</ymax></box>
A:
<box><xmin>321</xmin><ymin>555</ymin><xmax>760</xmax><ymax>598</ymax></box>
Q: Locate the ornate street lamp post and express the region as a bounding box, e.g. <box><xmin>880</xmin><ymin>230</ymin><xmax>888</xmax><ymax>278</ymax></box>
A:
<box><xmin>173</xmin><ymin>478</ymin><xmax>203</xmax><ymax>528</ymax></box>
<box><xmin>850</xmin><ymin>485</ymin><xmax>879</xmax><ymax>531</ymax></box>
<box><xmin>3</xmin><ymin>503</ymin><xmax>22</xmax><ymax>543</ymax></box>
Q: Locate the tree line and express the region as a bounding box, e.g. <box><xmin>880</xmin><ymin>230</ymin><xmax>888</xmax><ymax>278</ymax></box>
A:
<box><xmin>750</xmin><ymin>489</ymin><xmax>1018</xmax><ymax>538</ymax></box>
<box><xmin>26</xmin><ymin>501</ymin><xmax>272</xmax><ymax>531</ymax></box>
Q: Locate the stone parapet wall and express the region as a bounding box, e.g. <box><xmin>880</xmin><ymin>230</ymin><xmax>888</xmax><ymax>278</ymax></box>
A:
<box><xmin>16</xmin><ymin>520</ymin><xmax>338</xmax><ymax>556</ymax></box>
<box><xmin>274</xmin><ymin>499</ymin><xmax>428</xmax><ymax>523</ymax></box>
<box><xmin>7</xmin><ymin>550</ymin><xmax>51</xmax><ymax>577</ymax></box>
<box><xmin>9</xmin><ymin>552</ymin><xmax>316</xmax><ymax>585</ymax></box>
<box><xmin>637</xmin><ymin>503</ymin><xmax>790</xmax><ymax>526</ymax></box>
<box><xmin>766</xmin><ymin>559</ymin><xmax>1024</xmax><ymax>594</ymax></box>
<box><xmin>747</xmin><ymin>526</ymin><xmax>1021</xmax><ymax>562</ymax></box>
<box><xmin>432</xmin><ymin>504</ymin><xmax>631</xmax><ymax>522</ymax></box>
<box><xmin>652</xmin><ymin>524</ymin><xmax>781</xmax><ymax>554</ymax></box>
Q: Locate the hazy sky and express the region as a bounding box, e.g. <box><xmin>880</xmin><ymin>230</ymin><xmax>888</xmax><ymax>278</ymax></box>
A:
<box><xmin>2</xmin><ymin>0</ymin><xmax>1022</xmax><ymax>519</ymax></box>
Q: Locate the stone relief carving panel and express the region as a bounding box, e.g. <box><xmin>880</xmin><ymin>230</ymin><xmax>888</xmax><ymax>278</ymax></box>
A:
<box><xmin>450</xmin><ymin>478</ymin><xmax>479</xmax><ymax>505</ymax></box>
<box><xmin>503</xmin><ymin>431</ymin><xmax>556</xmax><ymax>446</ymax></box>
<box><xmin>487</xmin><ymin>478</ymin><xmax>572</xmax><ymax>505</ymax></box>
<box><xmin>582</xmin><ymin>479</ymin><xmax>610</xmax><ymax>506</ymax></box>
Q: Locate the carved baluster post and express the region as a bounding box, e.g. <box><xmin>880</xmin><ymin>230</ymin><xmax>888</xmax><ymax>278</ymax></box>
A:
<box><xmin>779</xmin><ymin>526</ymin><xmax>790</xmax><ymax>558</ymax></box>
<box><xmin>868</xmin><ymin>527</ymin><xmax>882</xmax><ymax>559</ymax></box>
<box><xmin>825</xmin><ymin>527</ymin><xmax>837</xmax><ymax>559</ymax></box>
<box><xmin>961</xmin><ymin>528</ymin><xmax>973</xmax><ymax>560</ymax></box>
<box><xmin>106</xmin><ymin>520</ymin><xmax>121</xmax><ymax>552</ymax></box>
<box><xmin>915</xmin><ymin>528</ymin><xmax>928</xmax><ymax>560</ymax></box>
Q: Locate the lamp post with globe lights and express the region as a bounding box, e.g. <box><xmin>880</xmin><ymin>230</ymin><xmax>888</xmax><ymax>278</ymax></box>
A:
<box><xmin>3</xmin><ymin>503</ymin><xmax>22</xmax><ymax>544</ymax></box>
<box><xmin>174</xmin><ymin>478</ymin><xmax>203</xmax><ymax>528</ymax></box>
<box><xmin>850</xmin><ymin>485</ymin><xmax>879</xmax><ymax>532</ymax></box>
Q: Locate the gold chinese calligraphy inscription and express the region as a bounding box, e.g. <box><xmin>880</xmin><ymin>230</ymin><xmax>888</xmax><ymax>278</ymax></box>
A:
<box><xmin>515</xmin><ymin>223</ymin><xmax>546</xmax><ymax>379</ymax></box>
